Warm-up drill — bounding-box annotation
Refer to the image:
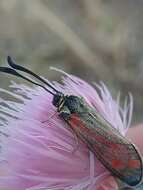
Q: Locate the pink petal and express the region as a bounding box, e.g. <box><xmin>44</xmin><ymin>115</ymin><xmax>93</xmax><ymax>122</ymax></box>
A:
<box><xmin>0</xmin><ymin>73</ymin><xmax>132</xmax><ymax>190</ymax></box>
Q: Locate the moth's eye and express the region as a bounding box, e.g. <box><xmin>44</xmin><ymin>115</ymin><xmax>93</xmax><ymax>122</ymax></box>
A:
<box><xmin>52</xmin><ymin>94</ymin><xmax>63</xmax><ymax>107</ymax></box>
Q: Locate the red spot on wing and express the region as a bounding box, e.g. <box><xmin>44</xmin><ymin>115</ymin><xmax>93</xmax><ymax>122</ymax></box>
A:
<box><xmin>112</xmin><ymin>159</ymin><xmax>140</xmax><ymax>170</ymax></box>
<box><xmin>112</xmin><ymin>159</ymin><xmax>124</xmax><ymax>169</ymax></box>
<box><xmin>69</xmin><ymin>114</ymin><xmax>84</xmax><ymax>129</ymax></box>
<box><xmin>69</xmin><ymin>114</ymin><xmax>102</xmax><ymax>139</ymax></box>
<box><xmin>69</xmin><ymin>114</ymin><xmax>121</xmax><ymax>149</ymax></box>
<box><xmin>127</xmin><ymin>160</ymin><xmax>140</xmax><ymax>169</ymax></box>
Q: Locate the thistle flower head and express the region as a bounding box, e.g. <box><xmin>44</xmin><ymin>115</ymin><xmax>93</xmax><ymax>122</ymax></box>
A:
<box><xmin>0</xmin><ymin>70</ymin><xmax>133</xmax><ymax>190</ymax></box>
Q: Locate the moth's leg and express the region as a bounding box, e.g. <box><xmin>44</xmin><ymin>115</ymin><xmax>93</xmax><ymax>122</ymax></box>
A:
<box><xmin>60</xmin><ymin>106</ymin><xmax>84</xmax><ymax>154</ymax></box>
<box><xmin>60</xmin><ymin>107</ymin><xmax>80</xmax><ymax>153</ymax></box>
<box><xmin>59</xmin><ymin>106</ymin><xmax>71</xmax><ymax>121</ymax></box>
<box><xmin>42</xmin><ymin>111</ymin><xmax>57</xmax><ymax>123</ymax></box>
<box><xmin>42</xmin><ymin>105</ymin><xmax>70</xmax><ymax>123</ymax></box>
<box><xmin>71</xmin><ymin>132</ymin><xmax>80</xmax><ymax>154</ymax></box>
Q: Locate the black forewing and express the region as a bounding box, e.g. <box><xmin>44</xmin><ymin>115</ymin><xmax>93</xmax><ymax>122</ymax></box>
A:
<box><xmin>66</xmin><ymin>109</ymin><xmax>143</xmax><ymax>187</ymax></box>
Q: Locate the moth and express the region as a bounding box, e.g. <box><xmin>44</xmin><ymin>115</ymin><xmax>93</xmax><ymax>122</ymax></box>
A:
<box><xmin>0</xmin><ymin>56</ymin><xmax>143</xmax><ymax>187</ymax></box>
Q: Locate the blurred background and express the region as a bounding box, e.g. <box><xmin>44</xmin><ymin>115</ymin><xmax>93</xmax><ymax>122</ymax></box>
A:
<box><xmin>0</xmin><ymin>0</ymin><xmax>143</xmax><ymax>125</ymax></box>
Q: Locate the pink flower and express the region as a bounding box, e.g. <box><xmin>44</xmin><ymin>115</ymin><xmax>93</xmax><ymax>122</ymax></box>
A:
<box><xmin>0</xmin><ymin>71</ymin><xmax>133</xmax><ymax>190</ymax></box>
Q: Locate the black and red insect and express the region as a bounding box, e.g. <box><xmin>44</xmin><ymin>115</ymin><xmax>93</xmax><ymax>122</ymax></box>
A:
<box><xmin>0</xmin><ymin>56</ymin><xmax>143</xmax><ymax>187</ymax></box>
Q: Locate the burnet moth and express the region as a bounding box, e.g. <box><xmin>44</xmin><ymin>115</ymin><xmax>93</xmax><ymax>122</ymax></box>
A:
<box><xmin>0</xmin><ymin>56</ymin><xmax>143</xmax><ymax>187</ymax></box>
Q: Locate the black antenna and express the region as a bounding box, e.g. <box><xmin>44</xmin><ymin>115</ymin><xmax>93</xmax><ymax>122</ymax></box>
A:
<box><xmin>0</xmin><ymin>67</ymin><xmax>55</xmax><ymax>95</ymax></box>
<box><xmin>7</xmin><ymin>56</ymin><xmax>59</xmax><ymax>93</ymax></box>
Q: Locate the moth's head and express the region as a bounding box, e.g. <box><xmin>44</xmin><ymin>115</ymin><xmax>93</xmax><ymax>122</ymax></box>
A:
<box><xmin>52</xmin><ymin>93</ymin><xmax>65</xmax><ymax>108</ymax></box>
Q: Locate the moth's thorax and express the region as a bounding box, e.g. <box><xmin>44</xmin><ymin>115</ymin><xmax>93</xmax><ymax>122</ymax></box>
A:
<box><xmin>60</xmin><ymin>95</ymin><xmax>88</xmax><ymax>113</ymax></box>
